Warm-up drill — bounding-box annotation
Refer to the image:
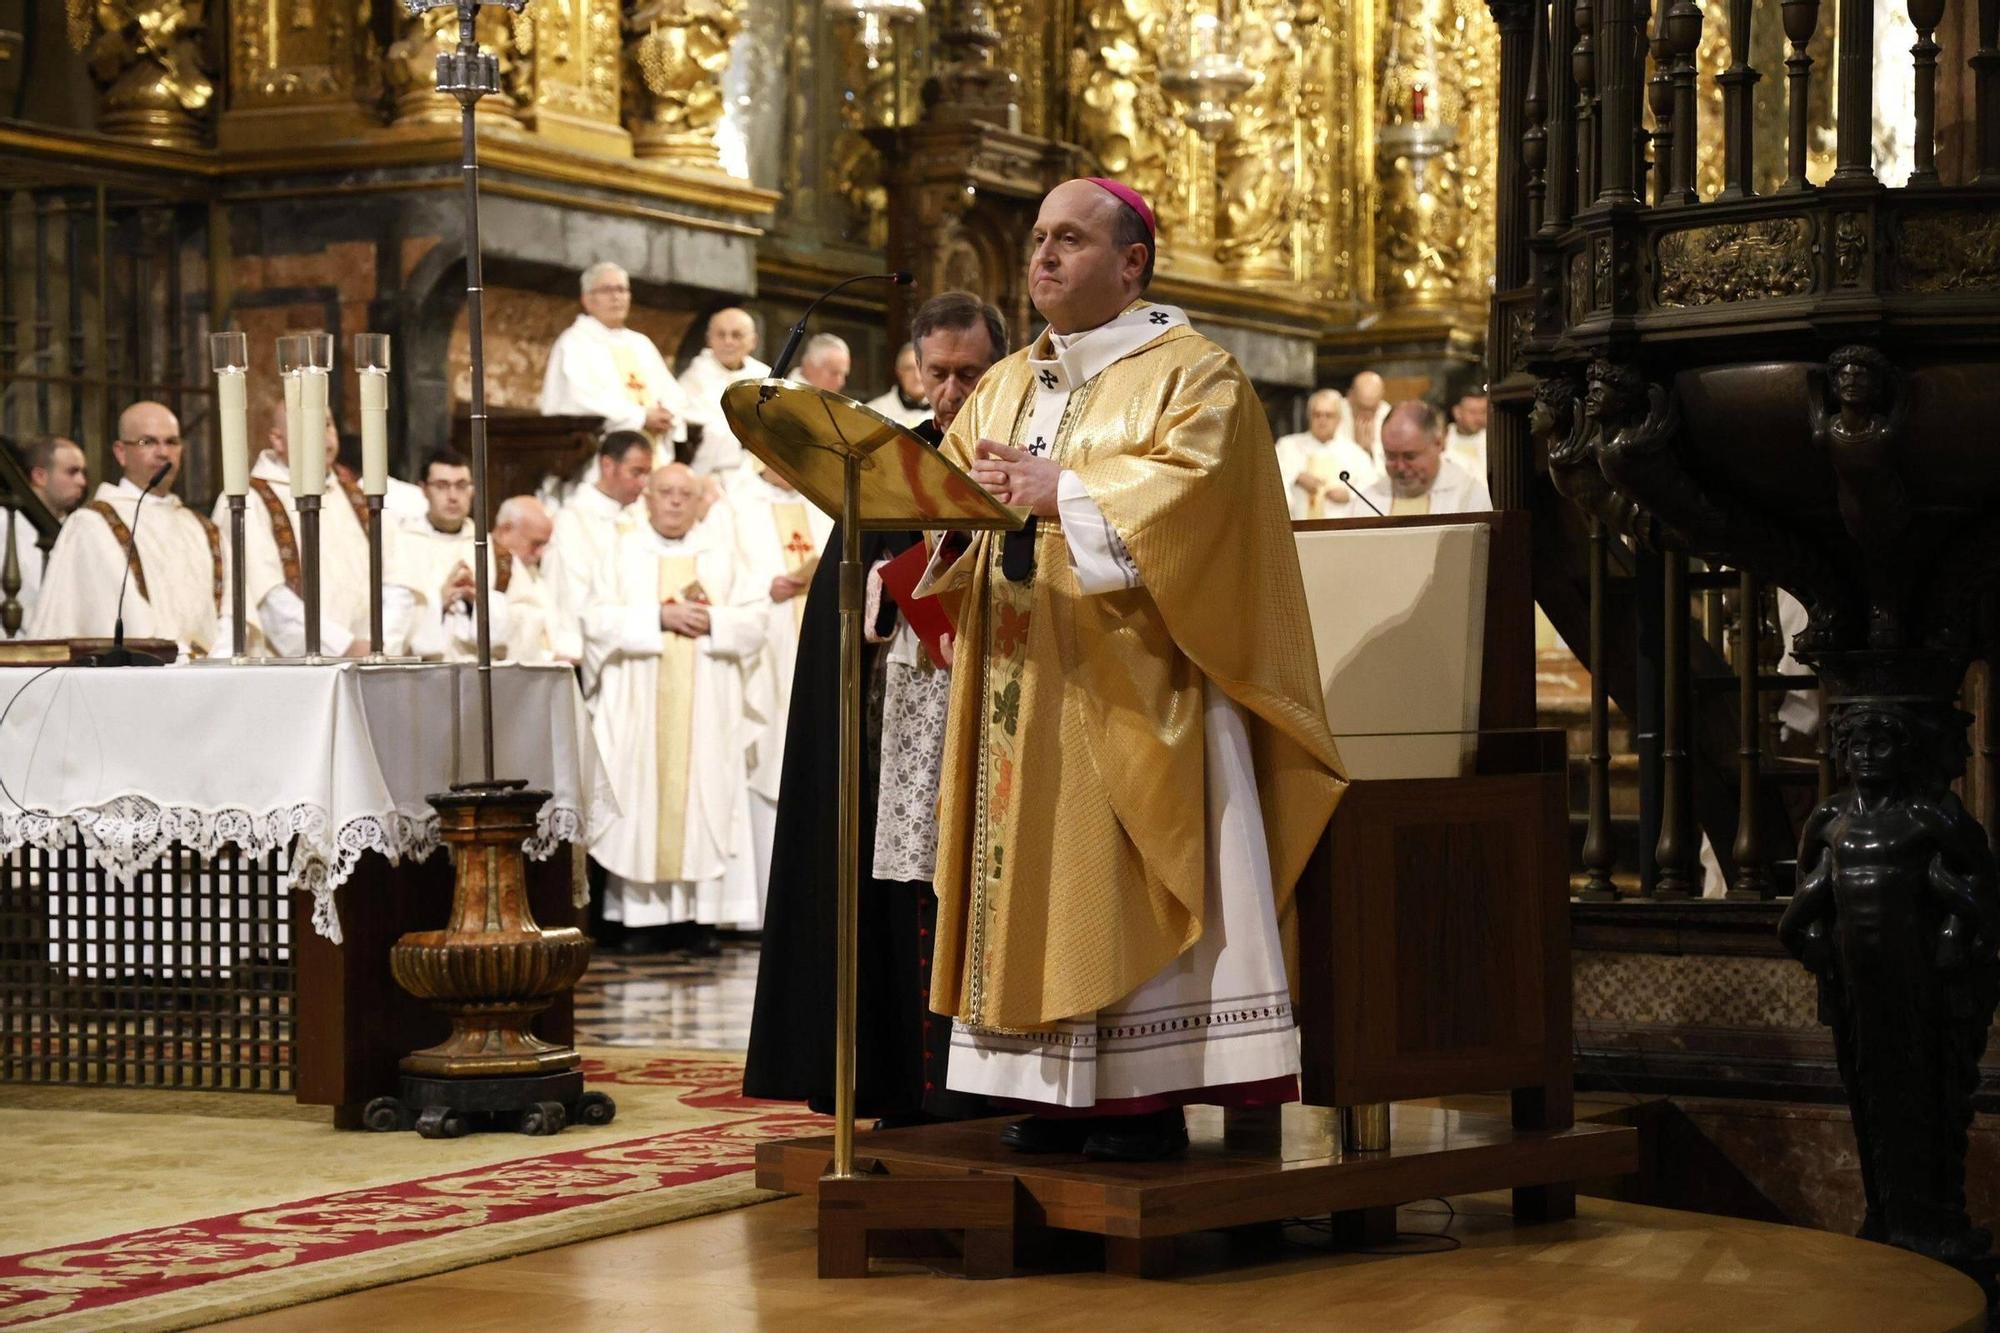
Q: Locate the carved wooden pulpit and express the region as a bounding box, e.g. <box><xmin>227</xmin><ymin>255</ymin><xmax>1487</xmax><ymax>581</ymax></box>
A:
<box><xmin>864</xmin><ymin>0</ymin><xmax>1080</xmax><ymax>348</ymax></box>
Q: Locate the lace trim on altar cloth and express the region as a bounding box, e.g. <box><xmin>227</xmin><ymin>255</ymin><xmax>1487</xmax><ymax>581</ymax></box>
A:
<box><xmin>0</xmin><ymin>787</ymin><xmax>614</xmax><ymax>946</ymax></box>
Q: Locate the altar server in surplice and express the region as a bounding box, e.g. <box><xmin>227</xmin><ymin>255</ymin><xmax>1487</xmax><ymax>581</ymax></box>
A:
<box><xmin>386</xmin><ymin>446</ymin><xmax>514</xmax><ymax>660</ymax></box>
<box><xmin>539</xmin><ymin>261</ymin><xmax>690</xmax><ymax>464</ymax></box>
<box><xmin>731</xmin><ymin>460</ymin><xmax>832</xmax><ymax>905</ymax></box>
<box><xmin>584</xmin><ymin>463</ymin><xmax>767</xmax><ymax>937</ymax></box>
<box><xmin>28</xmin><ymin>401</ymin><xmax>220</xmax><ymax>656</ymax></box>
<box><xmin>214</xmin><ymin>399</ymin><xmax>408</xmax><ymax>657</ymax></box>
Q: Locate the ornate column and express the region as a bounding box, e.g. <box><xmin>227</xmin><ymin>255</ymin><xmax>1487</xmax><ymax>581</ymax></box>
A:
<box><xmin>625</xmin><ymin>0</ymin><xmax>743</xmax><ymax>166</ymax></box>
<box><xmin>217</xmin><ymin>0</ymin><xmax>375</xmax><ymax>150</ymax></box>
<box><xmin>69</xmin><ymin>0</ymin><xmax>218</xmax><ymax>149</ymax></box>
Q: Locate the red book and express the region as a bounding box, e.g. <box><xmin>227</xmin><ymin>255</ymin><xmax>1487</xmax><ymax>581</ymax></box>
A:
<box><xmin>878</xmin><ymin>542</ymin><xmax>956</xmax><ymax>670</ymax></box>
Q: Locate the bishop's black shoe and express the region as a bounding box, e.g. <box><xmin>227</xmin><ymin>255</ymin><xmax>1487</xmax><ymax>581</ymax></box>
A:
<box><xmin>999</xmin><ymin>1115</ymin><xmax>1096</xmax><ymax>1153</ymax></box>
<box><xmin>1081</xmin><ymin>1109</ymin><xmax>1189</xmax><ymax>1162</ymax></box>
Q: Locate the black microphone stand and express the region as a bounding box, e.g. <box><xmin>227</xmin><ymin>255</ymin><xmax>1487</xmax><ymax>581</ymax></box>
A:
<box><xmin>86</xmin><ymin>461</ymin><xmax>174</xmax><ymax>667</ymax></box>
<box><xmin>769</xmin><ymin>271</ymin><xmax>913</xmax><ymax>380</ymax></box>
<box><xmin>1340</xmin><ymin>470</ymin><xmax>1387</xmax><ymax>517</ymax></box>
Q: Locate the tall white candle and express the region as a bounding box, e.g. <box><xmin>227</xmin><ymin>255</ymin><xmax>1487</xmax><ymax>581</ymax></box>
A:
<box><xmin>298</xmin><ymin>368</ymin><xmax>328</xmax><ymax>498</ymax></box>
<box><xmin>283</xmin><ymin>372</ymin><xmax>304</xmax><ymax>496</ymax></box>
<box><xmin>359</xmin><ymin>370</ymin><xmax>389</xmax><ymax>496</ymax></box>
<box><xmin>218</xmin><ymin>369</ymin><xmax>249</xmax><ymax>496</ymax></box>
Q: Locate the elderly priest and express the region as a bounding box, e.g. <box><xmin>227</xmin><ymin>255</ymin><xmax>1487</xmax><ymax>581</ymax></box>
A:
<box><xmin>584</xmin><ymin>463</ymin><xmax>766</xmax><ymax>937</ymax></box>
<box><xmin>540</xmin><ymin>261</ymin><xmax>689</xmax><ymax>462</ymax></box>
<box><xmin>921</xmin><ymin>179</ymin><xmax>1347</xmax><ymax>1162</ymax></box>
<box><xmin>28</xmin><ymin>401</ymin><xmax>220</xmax><ymax>656</ymax></box>
<box><xmin>679</xmin><ymin>307</ymin><xmax>771</xmax><ymax>476</ymax></box>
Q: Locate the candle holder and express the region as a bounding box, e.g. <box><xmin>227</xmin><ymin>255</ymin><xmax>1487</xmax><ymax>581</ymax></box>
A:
<box><xmin>291</xmin><ymin>333</ymin><xmax>335</xmax><ymax>661</ymax></box>
<box><xmin>210</xmin><ymin>331</ymin><xmax>252</xmax><ymax>662</ymax></box>
<box><xmin>355</xmin><ymin>333</ymin><xmax>393</xmax><ymax>657</ymax></box>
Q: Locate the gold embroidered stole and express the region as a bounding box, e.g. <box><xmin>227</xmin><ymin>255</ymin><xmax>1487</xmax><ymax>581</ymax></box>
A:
<box><xmin>653</xmin><ymin>553</ymin><xmax>700</xmax><ymax>882</ymax></box>
<box><xmin>771</xmin><ymin>500</ymin><xmax>813</xmax><ymax>632</ymax></box>
<box><xmin>608</xmin><ymin>341</ymin><xmax>650</xmax><ymax>409</ymax></box>
<box><xmin>1301</xmin><ymin>450</ymin><xmax>1342</xmax><ymax>519</ymax></box>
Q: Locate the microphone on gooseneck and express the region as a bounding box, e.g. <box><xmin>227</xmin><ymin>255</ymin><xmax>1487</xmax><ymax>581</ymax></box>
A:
<box><xmin>1340</xmin><ymin>471</ymin><xmax>1386</xmax><ymax>517</ymax></box>
<box><xmin>769</xmin><ymin>272</ymin><xmax>914</xmax><ymax>381</ymax></box>
<box><xmin>90</xmin><ymin>461</ymin><xmax>173</xmax><ymax>667</ymax></box>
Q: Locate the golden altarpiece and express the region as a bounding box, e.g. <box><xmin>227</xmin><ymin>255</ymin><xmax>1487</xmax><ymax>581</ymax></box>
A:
<box><xmin>0</xmin><ymin>0</ymin><xmax>1525</xmax><ymax>492</ymax></box>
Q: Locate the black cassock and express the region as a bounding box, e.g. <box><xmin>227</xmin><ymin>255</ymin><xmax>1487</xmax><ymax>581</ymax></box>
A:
<box><xmin>743</xmin><ymin>418</ymin><xmax>984</xmax><ymax>1120</ymax></box>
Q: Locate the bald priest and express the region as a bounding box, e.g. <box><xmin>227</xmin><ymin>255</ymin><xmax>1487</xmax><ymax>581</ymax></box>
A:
<box><xmin>918</xmin><ymin>179</ymin><xmax>1347</xmax><ymax>1161</ymax></box>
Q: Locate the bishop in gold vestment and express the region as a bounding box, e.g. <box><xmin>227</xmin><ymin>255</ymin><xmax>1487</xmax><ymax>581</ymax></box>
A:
<box><xmin>921</xmin><ymin>180</ymin><xmax>1346</xmax><ymax>1156</ymax></box>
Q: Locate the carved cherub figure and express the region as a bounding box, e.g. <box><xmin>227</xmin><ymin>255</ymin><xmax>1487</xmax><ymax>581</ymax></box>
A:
<box><xmin>1780</xmin><ymin>698</ymin><xmax>2000</xmax><ymax>1268</ymax></box>
<box><xmin>1808</xmin><ymin>345</ymin><xmax>1911</xmax><ymax>648</ymax></box>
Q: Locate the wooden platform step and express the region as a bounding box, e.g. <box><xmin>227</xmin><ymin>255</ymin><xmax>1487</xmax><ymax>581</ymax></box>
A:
<box><xmin>757</xmin><ymin>1103</ymin><xmax>1640</xmax><ymax>1278</ymax></box>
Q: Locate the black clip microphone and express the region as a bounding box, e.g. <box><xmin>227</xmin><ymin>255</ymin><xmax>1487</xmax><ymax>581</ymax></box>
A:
<box><xmin>87</xmin><ymin>460</ymin><xmax>173</xmax><ymax>667</ymax></box>
<box><xmin>769</xmin><ymin>272</ymin><xmax>914</xmax><ymax>381</ymax></box>
<box><xmin>1340</xmin><ymin>470</ymin><xmax>1386</xmax><ymax>517</ymax></box>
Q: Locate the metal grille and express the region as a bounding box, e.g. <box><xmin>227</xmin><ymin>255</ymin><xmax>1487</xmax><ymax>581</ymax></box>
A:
<box><xmin>0</xmin><ymin>835</ymin><xmax>295</xmax><ymax>1091</ymax></box>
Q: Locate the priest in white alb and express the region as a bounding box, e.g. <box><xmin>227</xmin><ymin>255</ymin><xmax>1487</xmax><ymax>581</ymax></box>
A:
<box><xmin>1342</xmin><ymin>370</ymin><xmax>1391</xmax><ymax>465</ymax></box>
<box><xmin>920</xmin><ymin>179</ymin><xmax>1346</xmax><ymax>1162</ymax></box>
<box><xmin>731</xmin><ymin>460</ymin><xmax>833</xmax><ymax>899</ymax></box>
<box><xmin>1350</xmin><ymin>401</ymin><xmax>1495</xmax><ymax>517</ymax></box>
<box><xmin>214</xmin><ymin>398</ymin><xmax>408</xmax><ymax>656</ymax></box>
<box><xmin>492</xmin><ymin>495</ymin><xmax>561</xmax><ymax>664</ymax></box>
<box><xmin>864</xmin><ymin>341</ymin><xmax>930</xmax><ymax>428</ymax></box>
<box><xmin>1275</xmin><ymin>389</ymin><xmax>1379</xmax><ymax>519</ymax></box>
<box><xmin>539</xmin><ymin>261</ymin><xmax>689</xmax><ymax>463</ymax></box>
<box><xmin>584</xmin><ymin>463</ymin><xmax>767</xmax><ymax>934</ymax></box>
<box><xmin>386</xmin><ymin>446</ymin><xmax>514</xmax><ymax>660</ymax></box>
<box><xmin>28</xmin><ymin>401</ymin><xmax>221</xmax><ymax>656</ymax></box>
<box><xmin>678</xmin><ymin>307</ymin><xmax>770</xmax><ymax>476</ymax></box>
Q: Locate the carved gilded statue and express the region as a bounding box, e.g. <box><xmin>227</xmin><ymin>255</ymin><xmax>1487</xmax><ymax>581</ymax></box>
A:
<box><xmin>68</xmin><ymin>0</ymin><xmax>216</xmax><ymax>148</ymax></box>
<box><xmin>1071</xmin><ymin>0</ymin><xmax>1173</xmax><ymax>227</ymax></box>
<box><xmin>626</xmin><ymin>0</ymin><xmax>743</xmax><ymax>165</ymax></box>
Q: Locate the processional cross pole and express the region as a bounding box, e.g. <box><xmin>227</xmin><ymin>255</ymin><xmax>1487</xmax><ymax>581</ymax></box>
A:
<box><xmin>402</xmin><ymin>0</ymin><xmax>522</xmax><ymax>781</ymax></box>
<box><xmin>359</xmin><ymin>0</ymin><xmax>612</xmax><ymax>1140</ymax></box>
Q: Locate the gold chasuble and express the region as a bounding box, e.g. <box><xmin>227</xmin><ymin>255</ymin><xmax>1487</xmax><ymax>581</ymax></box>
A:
<box><xmin>926</xmin><ymin>309</ymin><xmax>1347</xmax><ymax>1033</ymax></box>
<box><xmin>652</xmin><ymin>554</ymin><xmax>701</xmax><ymax>880</ymax></box>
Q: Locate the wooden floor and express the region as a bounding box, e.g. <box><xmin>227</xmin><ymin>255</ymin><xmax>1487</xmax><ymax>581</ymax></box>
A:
<box><xmin>209</xmin><ymin>1188</ymin><xmax>1985</xmax><ymax>1331</ymax></box>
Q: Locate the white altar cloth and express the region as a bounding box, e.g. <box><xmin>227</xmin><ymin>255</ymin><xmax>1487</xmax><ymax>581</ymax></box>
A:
<box><xmin>0</xmin><ymin>662</ymin><xmax>617</xmax><ymax>943</ymax></box>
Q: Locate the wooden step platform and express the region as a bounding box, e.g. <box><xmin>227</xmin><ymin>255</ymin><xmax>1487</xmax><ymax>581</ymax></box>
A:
<box><xmin>757</xmin><ymin>1102</ymin><xmax>1639</xmax><ymax>1278</ymax></box>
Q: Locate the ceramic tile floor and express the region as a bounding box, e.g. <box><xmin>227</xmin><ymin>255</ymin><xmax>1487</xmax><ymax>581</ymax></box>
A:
<box><xmin>572</xmin><ymin>942</ymin><xmax>759</xmax><ymax>1050</ymax></box>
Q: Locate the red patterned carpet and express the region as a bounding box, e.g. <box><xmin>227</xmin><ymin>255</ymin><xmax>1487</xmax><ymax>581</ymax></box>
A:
<box><xmin>0</xmin><ymin>1050</ymin><xmax>825</xmax><ymax>1332</ymax></box>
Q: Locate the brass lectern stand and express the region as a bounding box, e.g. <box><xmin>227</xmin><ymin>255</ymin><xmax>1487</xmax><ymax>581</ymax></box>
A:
<box><xmin>724</xmin><ymin>380</ymin><xmax>1021</xmax><ymax>1276</ymax></box>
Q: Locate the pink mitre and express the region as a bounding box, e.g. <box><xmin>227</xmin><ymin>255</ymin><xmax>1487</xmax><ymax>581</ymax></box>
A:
<box><xmin>1083</xmin><ymin>177</ymin><xmax>1157</xmax><ymax>238</ymax></box>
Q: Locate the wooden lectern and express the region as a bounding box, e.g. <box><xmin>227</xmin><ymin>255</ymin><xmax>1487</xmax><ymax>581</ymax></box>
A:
<box><xmin>1290</xmin><ymin>510</ymin><xmax>1578</xmax><ymax>1221</ymax></box>
<box><xmin>723</xmin><ymin>379</ymin><xmax>1021</xmax><ymax>1277</ymax></box>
